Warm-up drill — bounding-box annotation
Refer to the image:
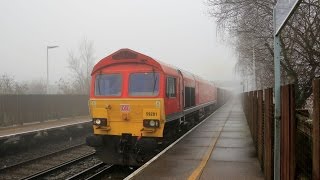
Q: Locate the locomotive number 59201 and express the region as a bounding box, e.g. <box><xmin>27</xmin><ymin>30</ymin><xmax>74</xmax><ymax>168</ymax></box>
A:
<box><xmin>146</xmin><ymin>112</ymin><xmax>157</xmax><ymax>117</ymax></box>
<box><xmin>143</xmin><ymin>109</ymin><xmax>160</xmax><ymax>119</ymax></box>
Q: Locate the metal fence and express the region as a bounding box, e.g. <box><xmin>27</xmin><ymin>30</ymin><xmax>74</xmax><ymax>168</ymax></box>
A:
<box><xmin>242</xmin><ymin>79</ymin><xmax>320</xmax><ymax>180</ymax></box>
<box><xmin>0</xmin><ymin>95</ymin><xmax>89</xmax><ymax>126</ymax></box>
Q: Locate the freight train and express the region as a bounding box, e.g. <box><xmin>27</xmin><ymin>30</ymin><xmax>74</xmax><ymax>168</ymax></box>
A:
<box><xmin>86</xmin><ymin>49</ymin><xmax>218</xmax><ymax>166</ymax></box>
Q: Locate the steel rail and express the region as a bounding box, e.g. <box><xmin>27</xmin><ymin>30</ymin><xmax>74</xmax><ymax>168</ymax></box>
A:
<box><xmin>22</xmin><ymin>152</ymin><xmax>96</xmax><ymax>180</ymax></box>
<box><xmin>0</xmin><ymin>143</ymin><xmax>86</xmax><ymax>171</ymax></box>
<box><xmin>66</xmin><ymin>163</ymin><xmax>113</xmax><ymax>180</ymax></box>
<box><xmin>85</xmin><ymin>164</ymin><xmax>114</xmax><ymax>180</ymax></box>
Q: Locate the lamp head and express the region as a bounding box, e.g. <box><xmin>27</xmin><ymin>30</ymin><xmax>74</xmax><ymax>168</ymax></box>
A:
<box><xmin>47</xmin><ymin>45</ymin><xmax>59</xmax><ymax>49</ymax></box>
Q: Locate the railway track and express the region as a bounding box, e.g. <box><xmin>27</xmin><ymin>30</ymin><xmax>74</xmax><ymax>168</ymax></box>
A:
<box><xmin>0</xmin><ymin>144</ymin><xmax>95</xmax><ymax>180</ymax></box>
<box><xmin>0</xmin><ymin>143</ymin><xmax>86</xmax><ymax>171</ymax></box>
<box><xmin>67</xmin><ymin>163</ymin><xmax>114</xmax><ymax>180</ymax></box>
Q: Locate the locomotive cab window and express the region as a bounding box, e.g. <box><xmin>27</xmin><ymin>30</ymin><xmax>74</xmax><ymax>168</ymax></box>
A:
<box><xmin>129</xmin><ymin>72</ymin><xmax>159</xmax><ymax>96</ymax></box>
<box><xmin>166</xmin><ymin>77</ymin><xmax>176</xmax><ymax>98</ymax></box>
<box><xmin>95</xmin><ymin>74</ymin><xmax>122</xmax><ymax>96</ymax></box>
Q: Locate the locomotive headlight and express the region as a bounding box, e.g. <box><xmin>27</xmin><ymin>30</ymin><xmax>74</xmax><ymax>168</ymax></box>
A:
<box><xmin>95</xmin><ymin>119</ymin><xmax>101</xmax><ymax>125</ymax></box>
<box><xmin>149</xmin><ymin>120</ymin><xmax>155</xmax><ymax>127</ymax></box>
<box><xmin>143</xmin><ymin>120</ymin><xmax>160</xmax><ymax>128</ymax></box>
<box><xmin>93</xmin><ymin>118</ymin><xmax>107</xmax><ymax>126</ymax></box>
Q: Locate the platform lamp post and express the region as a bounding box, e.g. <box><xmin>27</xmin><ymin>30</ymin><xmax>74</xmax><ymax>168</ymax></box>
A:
<box><xmin>46</xmin><ymin>45</ymin><xmax>59</xmax><ymax>94</ymax></box>
<box><xmin>273</xmin><ymin>0</ymin><xmax>301</xmax><ymax>179</ymax></box>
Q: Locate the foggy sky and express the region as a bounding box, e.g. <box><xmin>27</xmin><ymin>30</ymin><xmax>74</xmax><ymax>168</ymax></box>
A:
<box><xmin>0</xmin><ymin>0</ymin><xmax>236</xmax><ymax>84</ymax></box>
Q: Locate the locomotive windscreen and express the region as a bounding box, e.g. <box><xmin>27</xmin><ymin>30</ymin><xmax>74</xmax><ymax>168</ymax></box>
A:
<box><xmin>129</xmin><ymin>72</ymin><xmax>159</xmax><ymax>96</ymax></box>
<box><xmin>95</xmin><ymin>74</ymin><xmax>122</xmax><ymax>96</ymax></box>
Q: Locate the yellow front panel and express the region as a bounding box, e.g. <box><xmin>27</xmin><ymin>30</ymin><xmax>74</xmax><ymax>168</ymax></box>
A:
<box><xmin>89</xmin><ymin>98</ymin><xmax>165</xmax><ymax>137</ymax></box>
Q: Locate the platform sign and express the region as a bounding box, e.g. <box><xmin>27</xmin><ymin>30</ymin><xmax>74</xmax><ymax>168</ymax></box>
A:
<box><xmin>275</xmin><ymin>0</ymin><xmax>301</xmax><ymax>35</ymax></box>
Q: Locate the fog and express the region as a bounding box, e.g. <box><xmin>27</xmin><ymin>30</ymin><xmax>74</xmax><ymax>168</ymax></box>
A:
<box><xmin>0</xmin><ymin>0</ymin><xmax>237</xmax><ymax>84</ymax></box>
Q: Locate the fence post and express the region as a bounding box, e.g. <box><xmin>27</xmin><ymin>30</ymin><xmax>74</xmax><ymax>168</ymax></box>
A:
<box><xmin>264</xmin><ymin>88</ymin><xmax>273</xmax><ymax>180</ymax></box>
<box><xmin>254</xmin><ymin>91</ymin><xmax>258</xmax><ymax>149</ymax></box>
<box><xmin>313</xmin><ymin>79</ymin><xmax>320</xmax><ymax>180</ymax></box>
<box><xmin>252</xmin><ymin>91</ymin><xmax>256</xmax><ymax>145</ymax></box>
<box><xmin>248</xmin><ymin>91</ymin><xmax>251</xmax><ymax>128</ymax></box>
<box><xmin>246</xmin><ymin>92</ymin><xmax>249</xmax><ymax>118</ymax></box>
<box><xmin>253</xmin><ymin>91</ymin><xmax>256</xmax><ymax>148</ymax></box>
<box><xmin>257</xmin><ymin>90</ymin><xmax>263</xmax><ymax>167</ymax></box>
<box><xmin>280</xmin><ymin>84</ymin><xmax>296</xmax><ymax>180</ymax></box>
<box><xmin>250</xmin><ymin>91</ymin><xmax>254</xmax><ymax>135</ymax></box>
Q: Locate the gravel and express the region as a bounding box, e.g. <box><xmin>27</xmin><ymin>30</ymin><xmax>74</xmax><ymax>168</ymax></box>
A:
<box><xmin>0</xmin><ymin>132</ymin><xmax>92</xmax><ymax>169</ymax></box>
<box><xmin>44</xmin><ymin>156</ymin><xmax>102</xmax><ymax>180</ymax></box>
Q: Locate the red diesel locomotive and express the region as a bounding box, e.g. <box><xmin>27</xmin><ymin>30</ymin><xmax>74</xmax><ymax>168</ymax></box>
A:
<box><xmin>86</xmin><ymin>49</ymin><xmax>217</xmax><ymax>165</ymax></box>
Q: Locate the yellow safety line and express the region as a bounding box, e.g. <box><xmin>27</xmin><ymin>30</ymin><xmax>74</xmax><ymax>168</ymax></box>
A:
<box><xmin>188</xmin><ymin>109</ymin><xmax>232</xmax><ymax>180</ymax></box>
<box><xmin>187</xmin><ymin>127</ymin><xmax>222</xmax><ymax>180</ymax></box>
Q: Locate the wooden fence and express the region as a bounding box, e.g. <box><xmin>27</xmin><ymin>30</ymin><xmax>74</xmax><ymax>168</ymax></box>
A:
<box><xmin>242</xmin><ymin>78</ymin><xmax>320</xmax><ymax>180</ymax></box>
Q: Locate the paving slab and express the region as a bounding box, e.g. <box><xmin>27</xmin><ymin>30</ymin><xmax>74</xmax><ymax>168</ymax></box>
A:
<box><xmin>165</xmin><ymin>145</ymin><xmax>211</xmax><ymax>160</ymax></box>
<box><xmin>178</xmin><ymin>137</ymin><xmax>214</xmax><ymax>147</ymax></box>
<box><xmin>200</xmin><ymin>161</ymin><xmax>263</xmax><ymax>180</ymax></box>
<box><xmin>134</xmin><ymin>158</ymin><xmax>199</xmax><ymax>180</ymax></box>
<box><xmin>220</xmin><ymin>131</ymin><xmax>252</xmax><ymax>139</ymax></box>
<box><xmin>187</xmin><ymin>131</ymin><xmax>221</xmax><ymax>138</ymax></box>
<box><xmin>223</xmin><ymin>126</ymin><xmax>250</xmax><ymax>132</ymax></box>
<box><xmin>210</xmin><ymin>146</ymin><xmax>257</xmax><ymax>162</ymax></box>
<box><xmin>216</xmin><ymin>137</ymin><xmax>254</xmax><ymax>148</ymax></box>
<box><xmin>194</xmin><ymin>126</ymin><xmax>223</xmax><ymax>132</ymax></box>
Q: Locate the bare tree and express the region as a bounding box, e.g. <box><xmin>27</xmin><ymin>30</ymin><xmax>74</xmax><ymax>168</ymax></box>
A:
<box><xmin>58</xmin><ymin>38</ymin><xmax>95</xmax><ymax>94</ymax></box>
<box><xmin>56</xmin><ymin>78</ymin><xmax>76</xmax><ymax>94</ymax></box>
<box><xmin>280</xmin><ymin>0</ymin><xmax>320</xmax><ymax>107</ymax></box>
<box><xmin>207</xmin><ymin>0</ymin><xmax>320</xmax><ymax>107</ymax></box>
<box><xmin>26</xmin><ymin>79</ymin><xmax>46</xmax><ymax>94</ymax></box>
<box><xmin>0</xmin><ymin>74</ymin><xmax>28</xmax><ymax>94</ymax></box>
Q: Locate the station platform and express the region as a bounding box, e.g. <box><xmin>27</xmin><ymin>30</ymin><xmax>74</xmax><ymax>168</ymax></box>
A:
<box><xmin>0</xmin><ymin>116</ymin><xmax>91</xmax><ymax>139</ymax></box>
<box><xmin>127</xmin><ymin>97</ymin><xmax>264</xmax><ymax>180</ymax></box>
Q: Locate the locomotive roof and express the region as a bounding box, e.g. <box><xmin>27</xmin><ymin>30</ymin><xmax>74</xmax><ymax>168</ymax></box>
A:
<box><xmin>92</xmin><ymin>48</ymin><xmax>178</xmax><ymax>75</ymax></box>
